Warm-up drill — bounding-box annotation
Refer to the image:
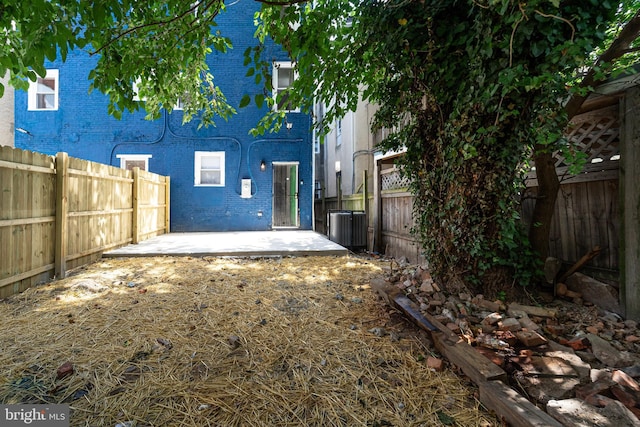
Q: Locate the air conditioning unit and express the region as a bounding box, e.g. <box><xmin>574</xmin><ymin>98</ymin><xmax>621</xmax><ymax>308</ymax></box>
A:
<box><xmin>328</xmin><ymin>210</ymin><xmax>367</xmax><ymax>249</ymax></box>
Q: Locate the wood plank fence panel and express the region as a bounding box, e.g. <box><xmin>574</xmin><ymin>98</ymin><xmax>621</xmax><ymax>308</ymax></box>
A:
<box><xmin>522</xmin><ymin>178</ymin><xmax>619</xmax><ymax>271</ymax></box>
<box><xmin>1</xmin><ymin>147</ymin><xmax>56</xmax><ymax>297</ymax></box>
<box><xmin>137</xmin><ymin>168</ymin><xmax>169</xmax><ymax>241</ymax></box>
<box><xmin>380</xmin><ymin>192</ymin><xmax>424</xmax><ymax>264</ymax></box>
<box><xmin>1</xmin><ymin>147</ymin><xmax>169</xmax><ymax>298</ymax></box>
<box><xmin>65</xmin><ymin>156</ymin><xmax>135</xmax><ymax>271</ymax></box>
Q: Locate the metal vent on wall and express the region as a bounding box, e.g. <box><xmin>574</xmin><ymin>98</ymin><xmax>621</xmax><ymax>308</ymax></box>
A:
<box><xmin>328</xmin><ymin>210</ymin><xmax>367</xmax><ymax>249</ymax></box>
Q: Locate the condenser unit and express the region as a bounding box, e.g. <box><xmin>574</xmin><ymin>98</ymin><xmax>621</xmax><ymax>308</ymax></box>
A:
<box><xmin>328</xmin><ymin>210</ymin><xmax>367</xmax><ymax>249</ymax></box>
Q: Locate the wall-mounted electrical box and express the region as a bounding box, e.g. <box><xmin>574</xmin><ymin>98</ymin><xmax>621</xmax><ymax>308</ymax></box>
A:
<box><xmin>241</xmin><ymin>179</ymin><xmax>252</xmax><ymax>198</ymax></box>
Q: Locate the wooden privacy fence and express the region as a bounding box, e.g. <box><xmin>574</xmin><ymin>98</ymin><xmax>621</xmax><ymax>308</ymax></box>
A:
<box><xmin>522</xmin><ymin>103</ymin><xmax>621</xmax><ymax>273</ymax></box>
<box><xmin>0</xmin><ymin>146</ymin><xmax>170</xmax><ymax>298</ymax></box>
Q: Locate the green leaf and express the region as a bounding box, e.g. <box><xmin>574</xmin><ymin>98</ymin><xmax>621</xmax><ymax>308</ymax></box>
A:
<box><xmin>239</xmin><ymin>94</ymin><xmax>251</xmax><ymax>108</ymax></box>
<box><xmin>255</xmin><ymin>94</ymin><xmax>264</xmax><ymax>108</ymax></box>
<box><xmin>436</xmin><ymin>410</ymin><xmax>455</xmax><ymax>426</ymax></box>
<box><xmin>245</xmin><ymin>67</ymin><xmax>254</xmax><ymax>77</ymax></box>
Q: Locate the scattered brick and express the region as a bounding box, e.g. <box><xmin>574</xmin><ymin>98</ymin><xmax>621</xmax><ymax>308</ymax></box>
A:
<box><xmin>586</xmin><ymin>326</ymin><xmax>599</xmax><ymax>334</ymax></box>
<box><xmin>626</xmin><ymin>335</ymin><xmax>640</xmax><ymax>344</ymax></box>
<box><xmin>498</xmin><ymin>317</ymin><xmax>521</xmax><ymax>332</ymax></box>
<box><xmin>516</xmin><ymin>330</ymin><xmax>548</xmax><ymax>347</ymax></box>
<box><xmin>560</xmin><ymin>337</ymin><xmax>589</xmax><ymax>351</ymax></box>
<box><xmin>545</xmin><ymin>324</ymin><xmax>566</xmax><ymax>336</ymax></box>
<box><xmin>610</xmin><ymin>384</ymin><xmax>637</xmax><ymax>409</ymax></box>
<box><xmin>612</xmin><ymin>370</ymin><xmax>640</xmax><ymax>392</ymax></box>
<box><xmin>56</xmin><ymin>361</ymin><xmax>74</xmax><ymax>380</ymax></box>
<box><xmin>426</xmin><ymin>356</ymin><xmax>444</xmax><ymax>372</ymax></box>
<box><xmin>575</xmin><ymin>377</ymin><xmax>615</xmax><ymax>401</ymax></box>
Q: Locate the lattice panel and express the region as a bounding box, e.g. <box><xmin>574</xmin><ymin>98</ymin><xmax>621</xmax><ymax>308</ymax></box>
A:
<box><xmin>557</xmin><ymin>105</ymin><xmax>620</xmax><ymax>168</ymax></box>
<box><xmin>381</xmin><ymin>168</ymin><xmax>410</xmax><ymax>190</ymax></box>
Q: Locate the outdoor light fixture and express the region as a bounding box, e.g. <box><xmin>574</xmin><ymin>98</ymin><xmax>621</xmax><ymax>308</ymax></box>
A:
<box><xmin>260</xmin><ymin>160</ymin><xmax>266</xmax><ymax>171</ymax></box>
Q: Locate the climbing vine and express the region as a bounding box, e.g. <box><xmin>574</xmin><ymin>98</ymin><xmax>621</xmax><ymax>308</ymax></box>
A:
<box><xmin>253</xmin><ymin>0</ymin><xmax>617</xmax><ymax>295</ymax></box>
<box><xmin>361</xmin><ymin>0</ymin><xmax>616</xmax><ymax>294</ymax></box>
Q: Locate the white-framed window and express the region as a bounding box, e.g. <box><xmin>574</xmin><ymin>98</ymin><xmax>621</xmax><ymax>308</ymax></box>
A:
<box><xmin>272</xmin><ymin>61</ymin><xmax>299</xmax><ymax>112</ymax></box>
<box><xmin>116</xmin><ymin>154</ymin><xmax>152</xmax><ymax>171</ymax></box>
<box><xmin>336</xmin><ymin>118</ymin><xmax>342</xmax><ymax>146</ymax></box>
<box><xmin>195</xmin><ymin>151</ymin><xmax>225</xmax><ymax>186</ymax></box>
<box><xmin>28</xmin><ymin>69</ymin><xmax>58</xmax><ymax>111</ymax></box>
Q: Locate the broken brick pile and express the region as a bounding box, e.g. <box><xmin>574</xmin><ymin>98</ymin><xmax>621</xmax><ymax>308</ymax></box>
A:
<box><xmin>385</xmin><ymin>262</ymin><xmax>640</xmax><ymax>426</ymax></box>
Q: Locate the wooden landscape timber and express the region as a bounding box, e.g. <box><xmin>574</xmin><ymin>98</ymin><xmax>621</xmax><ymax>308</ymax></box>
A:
<box><xmin>370</xmin><ymin>277</ymin><xmax>564</xmax><ymax>427</ymax></box>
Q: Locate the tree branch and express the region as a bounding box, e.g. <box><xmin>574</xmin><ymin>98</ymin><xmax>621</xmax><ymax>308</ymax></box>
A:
<box><xmin>90</xmin><ymin>0</ymin><xmax>219</xmax><ymax>56</ymax></box>
<box><xmin>564</xmin><ymin>9</ymin><xmax>640</xmax><ymax>120</ymax></box>
<box><xmin>253</xmin><ymin>0</ymin><xmax>308</xmax><ymax>5</ymax></box>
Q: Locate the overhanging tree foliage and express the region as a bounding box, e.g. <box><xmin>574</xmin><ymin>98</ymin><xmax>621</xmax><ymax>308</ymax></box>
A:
<box><xmin>532</xmin><ymin>8</ymin><xmax>640</xmax><ymax>268</ymax></box>
<box><xmin>1</xmin><ymin>0</ymin><xmax>234</xmax><ymax>126</ymax></box>
<box><xmin>2</xmin><ymin>0</ymin><xmax>638</xmax><ymax>296</ymax></box>
<box><xmin>253</xmin><ymin>0</ymin><xmax>623</xmax><ymax>295</ymax></box>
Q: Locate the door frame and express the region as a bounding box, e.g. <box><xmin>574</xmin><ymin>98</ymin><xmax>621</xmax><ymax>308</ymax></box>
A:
<box><xmin>272</xmin><ymin>161</ymin><xmax>300</xmax><ymax>228</ymax></box>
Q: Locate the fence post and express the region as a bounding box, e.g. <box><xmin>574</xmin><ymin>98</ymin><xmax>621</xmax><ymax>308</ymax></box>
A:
<box><xmin>363</xmin><ymin>170</ymin><xmax>369</xmax><ymax>250</ymax></box>
<box><xmin>621</xmin><ymin>86</ymin><xmax>640</xmax><ymax>321</ymax></box>
<box><xmin>54</xmin><ymin>152</ymin><xmax>68</xmax><ymax>278</ymax></box>
<box><xmin>372</xmin><ymin>159</ymin><xmax>382</xmax><ymax>254</ymax></box>
<box><xmin>362</xmin><ymin>170</ymin><xmax>369</xmax><ymax>212</ymax></box>
<box><xmin>337</xmin><ymin>172</ymin><xmax>342</xmax><ymax>210</ymax></box>
<box><xmin>132</xmin><ymin>166</ymin><xmax>140</xmax><ymax>244</ymax></box>
<box><xmin>164</xmin><ymin>176</ymin><xmax>170</xmax><ymax>234</ymax></box>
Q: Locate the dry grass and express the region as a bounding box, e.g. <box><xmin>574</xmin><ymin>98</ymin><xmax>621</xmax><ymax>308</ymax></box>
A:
<box><xmin>0</xmin><ymin>256</ymin><xmax>497</xmax><ymax>426</ymax></box>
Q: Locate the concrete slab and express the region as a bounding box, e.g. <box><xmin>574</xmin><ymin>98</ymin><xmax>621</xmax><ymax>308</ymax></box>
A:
<box><xmin>103</xmin><ymin>230</ymin><xmax>349</xmax><ymax>258</ymax></box>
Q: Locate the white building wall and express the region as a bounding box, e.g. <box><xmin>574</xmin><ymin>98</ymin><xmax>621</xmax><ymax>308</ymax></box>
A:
<box><xmin>0</xmin><ymin>74</ymin><xmax>15</xmax><ymax>147</ymax></box>
<box><xmin>323</xmin><ymin>97</ymin><xmax>375</xmax><ymax>199</ymax></box>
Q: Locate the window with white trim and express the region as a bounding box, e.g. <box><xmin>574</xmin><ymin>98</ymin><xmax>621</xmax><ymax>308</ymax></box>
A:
<box><xmin>195</xmin><ymin>151</ymin><xmax>225</xmax><ymax>186</ymax></box>
<box><xmin>117</xmin><ymin>154</ymin><xmax>152</xmax><ymax>171</ymax></box>
<box><xmin>272</xmin><ymin>61</ymin><xmax>299</xmax><ymax>112</ymax></box>
<box><xmin>28</xmin><ymin>69</ymin><xmax>58</xmax><ymax>111</ymax></box>
<box><xmin>336</xmin><ymin>118</ymin><xmax>342</xmax><ymax>146</ymax></box>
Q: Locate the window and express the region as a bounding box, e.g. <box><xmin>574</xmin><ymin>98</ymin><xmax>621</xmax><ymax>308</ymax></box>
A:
<box><xmin>28</xmin><ymin>69</ymin><xmax>58</xmax><ymax>110</ymax></box>
<box><xmin>117</xmin><ymin>154</ymin><xmax>152</xmax><ymax>171</ymax></box>
<box><xmin>336</xmin><ymin>119</ymin><xmax>342</xmax><ymax>146</ymax></box>
<box><xmin>272</xmin><ymin>61</ymin><xmax>299</xmax><ymax>112</ymax></box>
<box><xmin>195</xmin><ymin>151</ymin><xmax>225</xmax><ymax>186</ymax></box>
<box><xmin>314</xmin><ymin>130</ymin><xmax>321</xmax><ymax>154</ymax></box>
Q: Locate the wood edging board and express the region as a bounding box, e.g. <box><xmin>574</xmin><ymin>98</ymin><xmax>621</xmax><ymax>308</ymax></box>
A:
<box><xmin>479</xmin><ymin>380</ymin><xmax>563</xmax><ymax>427</ymax></box>
<box><xmin>370</xmin><ymin>277</ymin><xmax>563</xmax><ymax>427</ymax></box>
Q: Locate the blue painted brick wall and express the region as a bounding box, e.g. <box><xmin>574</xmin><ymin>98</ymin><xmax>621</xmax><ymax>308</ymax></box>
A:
<box><xmin>14</xmin><ymin>2</ymin><xmax>313</xmax><ymax>232</ymax></box>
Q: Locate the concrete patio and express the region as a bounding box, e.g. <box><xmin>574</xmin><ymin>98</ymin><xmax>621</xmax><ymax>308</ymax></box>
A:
<box><xmin>103</xmin><ymin>230</ymin><xmax>349</xmax><ymax>258</ymax></box>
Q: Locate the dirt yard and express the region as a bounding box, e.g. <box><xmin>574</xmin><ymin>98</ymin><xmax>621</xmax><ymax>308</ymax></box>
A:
<box><xmin>0</xmin><ymin>255</ymin><xmax>497</xmax><ymax>426</ymax></box>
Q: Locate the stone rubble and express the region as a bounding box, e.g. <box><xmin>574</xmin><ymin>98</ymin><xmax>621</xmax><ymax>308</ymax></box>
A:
<box><xmin>382</xmin><ymin>260</ymin><xmax>640</xmax><ymax>426</ymax></box>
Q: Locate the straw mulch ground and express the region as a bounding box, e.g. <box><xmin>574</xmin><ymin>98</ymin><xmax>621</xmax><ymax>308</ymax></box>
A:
<box><xmin>0</xmin><ymin>256</ymin><xmax>498</xmax><ymax>426</ymax></box>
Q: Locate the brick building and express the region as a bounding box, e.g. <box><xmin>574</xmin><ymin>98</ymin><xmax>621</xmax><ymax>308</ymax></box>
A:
<box><xmin>14</xmin><ymin>2</ymin><xmax>313</xmax><ymax>232</ymax></box>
